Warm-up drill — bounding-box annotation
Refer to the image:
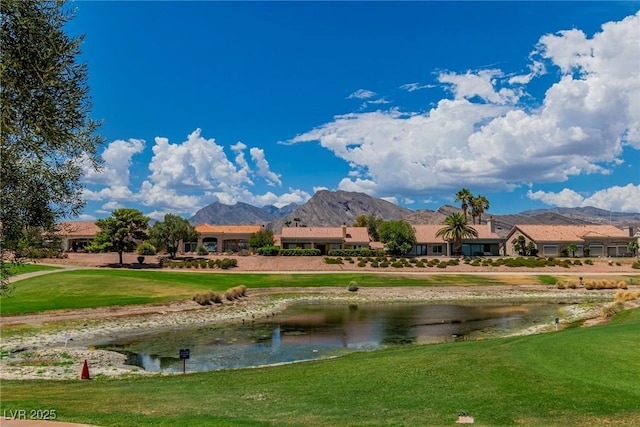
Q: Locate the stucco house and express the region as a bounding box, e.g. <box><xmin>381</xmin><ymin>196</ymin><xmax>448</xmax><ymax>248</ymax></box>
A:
<box><xmin>410</xmin><ymin>219</ymin><xmax>503</xmax><ymax>256</ymax></box>
<box><xmin>188</xmin><ymin>224</ymin><xmax>264</xmax><ymax>253</ymax></box>
<box><xmin>55</xmin><ymin>221</ymin><xmax>101</xmax><ymax>252</ymax></box>
<box><xmin>504</xmin><ymin>224</ymin><xmax>636</xmax><ymax>257</ymax></box>
<box><xmin>279</xmin><ymin>225</ymin><xmax>370</xmax><ymax>255</ymax></box>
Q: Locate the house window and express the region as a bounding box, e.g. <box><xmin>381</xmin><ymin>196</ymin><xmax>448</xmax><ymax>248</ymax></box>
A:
<box><xmin>542</xmin><ymin>245</ymin><xmax>558</xmax><ymax>256</ymax></box>
<box><xmin>414</xmin><ymin>245</ymin><xmax>427</xmax><ymax>256</ymax></box>
<box><xmin>184</xmin><ymin>242</ymin><xmax>197</xmax><ymax>253</ymax></box>
<box><xmin>432</xmin><ymin>245</ymin><xmax>443</xmax><ymax>254</ymax></box>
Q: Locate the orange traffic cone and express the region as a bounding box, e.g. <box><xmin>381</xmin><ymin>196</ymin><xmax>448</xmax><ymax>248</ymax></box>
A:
<box><xmin>81</xmin><ymin>359</ymin><xmax>91</xmax><ymax>380</ymax></box>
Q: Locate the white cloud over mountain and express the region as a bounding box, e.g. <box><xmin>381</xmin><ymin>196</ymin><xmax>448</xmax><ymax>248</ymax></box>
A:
<box><xmin>528</xmin><ymin>184</ymin><xmax>640</xmax><ymax>212</ymax></box>
<box><xmin>83</xmin><ymin>129</ymin><xmax>306</xmax><ymax>219</ymax></box>
<box><xmin>289</xmin><ymin>12</ymin><xmax>640</xmax><ymax>210</ymax></box>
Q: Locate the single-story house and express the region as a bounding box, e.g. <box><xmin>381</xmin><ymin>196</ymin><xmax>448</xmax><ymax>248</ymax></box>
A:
<box><xmin>279</xmin><ymin>225</ymin><xmax>370</xmax><ymax>255</ymax></box>
<box><xmin>54</xmin><ymin>221</ymin><xmax>101</xmax><ymax>252</ymax></box>
<box><xmin>188</xmin><ymin>224</ymin><xmax>264</xmax><ymax>253</ymax></box>
<box><xmin>410</xmin><ymin>218</ymin><xmax>503</xmax><ymax>257</ymax></box>
<box><xmin>504</xmin><ymin>225</ymin><xmax>636</xmax><ymax>257</ymax></box>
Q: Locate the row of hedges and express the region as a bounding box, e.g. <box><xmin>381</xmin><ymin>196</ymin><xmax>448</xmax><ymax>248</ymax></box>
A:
<box><xmin>256</xmin><ymin>247</ymin><xmax>321</xmax><ymax>256</ymax></box>
<box><xmin>162</xmin><ymin>258</ymin><xmax>238</xmax><ymax>269</ymax></box>
<box><xmin>327</xmin><ymin>248</ymin><xmax>385</xmax><ymax>257</ymax></box>
<box><xmin>323</xmin><ymin>256</ymin><xmax>625</xmax><ymax>269</ymax></box>
<box><xmin>325</xmin><ymin>256</ymin><xmax>461</xmax><ymax>269</ymax></box>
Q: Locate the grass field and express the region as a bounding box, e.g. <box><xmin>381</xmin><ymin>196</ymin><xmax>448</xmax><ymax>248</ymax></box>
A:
<box><xmin>5</xmin><ymin>263</ymin><xmax>61</xmax><ymax>276</ymax></box>
<box><xmin>0</xmin><ymin>269</ymin><xmax>564</xmax><ymax>315</ymax></box>
<box><xmin>2</xmin><ymin>308</ymin><xmax>638</xmax><ymax>426</ymax></box>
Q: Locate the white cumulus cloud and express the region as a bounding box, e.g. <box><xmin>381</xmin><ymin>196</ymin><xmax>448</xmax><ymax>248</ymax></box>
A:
<box><xmin>288</xmin><ymin>12</ymin><xmax>640</xmax><ymax>202</ymax></box>
<box><xmin>527</xmin><ymin>183</ymin><xmax>640</xmax><ymax>212</ymax></box>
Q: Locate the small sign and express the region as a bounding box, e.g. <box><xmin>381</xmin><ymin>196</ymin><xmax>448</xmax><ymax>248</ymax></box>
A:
<box><xmin>179</xmin><ymin>349</ymin><xmax>190</xmax><ymax>360</ymax></box>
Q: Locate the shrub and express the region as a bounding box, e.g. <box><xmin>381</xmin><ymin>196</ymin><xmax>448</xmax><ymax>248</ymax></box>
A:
<box><xmin>617</xmin><ymin>280</ymin><xmax>628</xmax><ymax>289</ymax></box>
<box><xmin>614</xmin><ymin>290</ymin><xmax>639</xmax><ymax>302</ymax></box>
<box><xmin>573</xmin><ymin>260</ymin><xmax>582</xmax><ymax>266</ymax></box>
<box><xmin>357</xmin><ymin>260</ymin><xmax>367</xmax><ymax>267</ymax></box>
<box><xmin>437</xmin><ymin>262</ymin><xmax>447</xmax><ymax>268</ymax></box>
<box><xmin>328</xmin><ymin>248</ymin><xmax>384</xmax><ymax>257</ymax></box>
<box><xmin>192</xmin><ymin>291</ymin><xmax>223</xmax><ymax>306</ymax></box>
<box><xmin>391</xmin><ymin>262</ymin><xmax>404</xmax><ymax>268</ymax></box>
<box><xmin>280</xmin><ymin>248</ymin><xmax>321</xmax><ymax>256</ymax></box>
<box><xmin>584</xmin><ymin>259</ymin><xmax>594</xmax><ymax>265</ymax></box>
<box><xmin>217</xmin><ymin>258</ymin><xmax>238</xmax><ymax>269</ymax></box>
<box><xmin>257</xmin><ymin>246</ymin><xmax>281</xmax><ymax>256</ymax></box>
<box><xmin>371</xmin><ymin>261</ymin><xmax>379</xmax><ymax>268</ymax></box>
<box><xmin>600</xmin><ymin>301</ymin><xmax>624</xmax><ymax>318</ymax></box>
<box><xmin>225</xmin><ymin>285</ymin><xmax>247</xmax><ymax>301</ymax></box>
<box><xmin>196</xmin><ymin>245</ymin><xmax>209</xmax><ymax>256</ymax></box>
<box><xmin>348</xmin><ymin>281</ymin><xmax>359</xmax><ymax>292</ymax></box>
<box><xmin>136</xmin><ymin>241</ymin><xmax>156</xmax><ymax>255</ymax></box>
<box><xmin>556</xmin><ymin>282</ymin><xmax>566</xmax><ymax>289</ymax></box>
<box><xmin>633</xmin><ymin>261</ymin><xmax>640</xmax><ymax>269</ymax></box>
<box><xmin>379</xmin><ymin>261</ymin><xmax>389</xmax><ymax>268</ymax></box>
<box><xmin>325</xmin><ymin>257</ymin><xmax>343</xmax><ymax>265</ymax></box>
<box><xmin>415</xmin><ymin>261</ymin><xmax>425</xmax><ymax>267</ymax></box>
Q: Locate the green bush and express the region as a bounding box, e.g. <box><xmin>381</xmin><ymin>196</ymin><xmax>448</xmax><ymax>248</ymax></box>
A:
<box><xmin>437</xmin><ymin>262</ymin><xmax>448</xmax><ymax>268</ymax></box>
<box><xmin>280</xmin><ymin>248</ymin><xmax>321</xmax><ymax>256</ymax></box>
<box><xmin>328</xmin><ymin>248</ymin><xmax>384</xmax><ymax>257</ymax></box>
<box><xmin>196</xmin><ymin>245</ymin><xmax>209</xmax><ymax>256</ymax></box>
<box><xmin>633</xmin><ymin>261</ymin><xmax>640</xmax><ymax>269</ymax></box>
<box><xmin>136</xmin><ymin>241</ymin><xmax>156</xmax><ymax>255</ymax></box>
<box><xmin>348</xmin><ymin>281</ymin><xmax>358</xmax><ymax>292</ymax></box>
<box><xmin>325</xmin><ymin>257</ymin><xmax>343</xmax><ymax>264</ymax></box>
<box><xmin>357</xmin><ymin>260</ymin><xmax>367</xmax><ymax>267</ymax></box>
<box><xmin>257</xmin><ymin>246</ymin><xmax>281</xmax><ymax>256</ymax></box>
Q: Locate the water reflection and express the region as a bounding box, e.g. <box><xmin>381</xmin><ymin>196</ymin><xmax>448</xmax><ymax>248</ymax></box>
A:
<box><xmin>97</xmin><ymin>302</ymin><xmax>565</xmax><ymax>373</ymax></box>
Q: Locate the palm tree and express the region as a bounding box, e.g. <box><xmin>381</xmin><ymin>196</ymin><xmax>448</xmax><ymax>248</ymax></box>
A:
<box><xmin>471</xmin><ymin>195</ymin><xmax>490</xmax><ymax>224</ymax></box>
<box><xmin>455</xmin><ymin>188</ymin><xmax>474</xmax><ymax>221</ymax></box>
<box><xmin>436</xmin><ymin>213</ymin><xmax>478</xmax><ymax>256</ymax></box>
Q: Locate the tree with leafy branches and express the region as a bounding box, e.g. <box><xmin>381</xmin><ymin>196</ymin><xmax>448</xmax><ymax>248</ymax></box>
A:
<box><xmin>249</xmin><ymin>228</ymin><xmax>275</xmax><ymax>250</ymax></box>
<box><xmin>89</xmin><ymin>209</ymin><xmax>149</xmax><ymax>265</ymax></box>
<box><xmin>436</xmin><ymin>213</ymin><xmax>478</xmax><ymax>256</ymax></box>
<box><xmin>149</xmin><ymin>214</ymin><xmax>199</xmax><ymax>259</ymax></box>
<box><xmin>628</xmin><ymin>240</ymin><xmax>638</xmax><ymax>257</ymax></box>
<box><xmin>377</xmin><ymin>220</ymin><xmax>416</xmax><ymax>256</ymax></box>
<box><xmin>1</xmin><ymin>0</ymin><xmax>103</xmax><ymax>294</ymax></box>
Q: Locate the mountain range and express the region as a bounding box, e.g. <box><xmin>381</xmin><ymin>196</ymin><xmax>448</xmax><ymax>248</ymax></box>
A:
<box><xmin>190</xmin><ymin>190</ymin><xmax>640</xmax><ymax>236</ymax></box>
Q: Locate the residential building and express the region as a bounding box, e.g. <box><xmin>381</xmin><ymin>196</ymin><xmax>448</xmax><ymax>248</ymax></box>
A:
<box><xmin>55</xmin><ymin>221</ymin><xmax>100</xmax><ymax>252</ymax></box>
<box><xmin>504</xmin><ymin>224</ymin><xmax>635</xmax><ymax>257</ymax></box>
<box><xmin>279</xmin><ymin>225</ymin><xmax>370</xmax><ymax>255</ymax></box>
<box><xmin>188</xmin><ymin>224</ymin><xmax>264</xmax><ymax>253</ymax></box>
<box><xmin>410</xmin><ymin>218</ymin><xmax>503</xmax><ymax>256</ymax></box>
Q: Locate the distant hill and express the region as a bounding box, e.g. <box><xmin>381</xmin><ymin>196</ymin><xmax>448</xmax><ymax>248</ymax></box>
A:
<box><xmin>188</xmin><ymin>191</ymin><xmax>640</xmax><ymax>235</ymax></box>
<box><xmin>267</xmin><ymin>190</ymin><xmax>413</xmax><ymax>232</ymax></box>
<box><xmin>190</xmin><ymin>201</ymin><xmax>277</xmax><ymax>225</ymax></box>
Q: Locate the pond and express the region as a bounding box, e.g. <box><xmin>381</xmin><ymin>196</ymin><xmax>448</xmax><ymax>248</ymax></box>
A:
<box><xmin>96</xmin><ymin>302</ymin><xmax>570</xmax><ymax>373</ymax></box>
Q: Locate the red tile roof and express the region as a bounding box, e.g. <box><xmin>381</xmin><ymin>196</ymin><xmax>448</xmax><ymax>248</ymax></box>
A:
<box><xmin>280</xmin><ymin>227</ymin><xmax>369</xmax><ymax>243</ymax></box>
<box><xmin>54</xmin><ymin>221</ymin><xmax>100</xmax><ymax>237</ymax></box>
<box><xmin>413</xmin><ymin>224</ymin><xmax>501</xmax><ymax>243</ymax></box>
<box><xmin>512</xmin><ymin>224</ymin><xmax>631</xmax><ymax>242</ymax></box>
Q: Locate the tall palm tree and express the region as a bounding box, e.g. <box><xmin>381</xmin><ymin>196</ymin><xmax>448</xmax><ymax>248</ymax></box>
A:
<box><xmin>436</xmin><ymin>213</ymin><xmax>478</xmax><ymax>256</ymax></box>
<box><xmin>455</xmin><ymin>188</ymin><xmax>473</xmax><ymax>221</ymax></box>
<box><xmin>471</xmin><ymin>195</ymin><xmax>490</xmax><ymax>224</ymax></box>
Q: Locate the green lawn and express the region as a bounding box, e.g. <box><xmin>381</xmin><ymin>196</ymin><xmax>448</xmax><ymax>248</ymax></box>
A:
<box><xmin>2</xmin><ymin>308</ymin><xmax>639</xmax><ymax>426</ymax></box>
<box><xmin>5</xmin><ymin>262</ymin><xmax>61</xmax><ymax>276</ymax></box>
<box><xmin>0</xmin><ymin>269</ymin><xmax>559</xmax><ymax>315</ymax></box>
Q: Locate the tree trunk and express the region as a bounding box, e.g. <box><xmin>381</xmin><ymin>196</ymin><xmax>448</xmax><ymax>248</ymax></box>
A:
<box><xmin>118</xmin><ymin>251</ymin><xmax>123</xmax><ymax>265</ymax></box>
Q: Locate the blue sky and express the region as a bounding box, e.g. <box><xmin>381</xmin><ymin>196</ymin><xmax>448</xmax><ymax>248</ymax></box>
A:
<box><xmin>66</xmin><ymin>1</ymin><xmax>640</xmax><ymax>220</ymax></box>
